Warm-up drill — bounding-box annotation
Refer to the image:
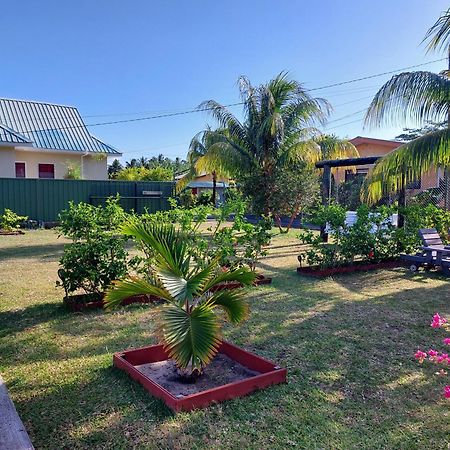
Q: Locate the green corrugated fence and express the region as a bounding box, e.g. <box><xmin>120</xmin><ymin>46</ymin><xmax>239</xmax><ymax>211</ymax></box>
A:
<box><xmin>0</xmin><ymin>178</ymin><xmax>174</xmax><ymax>222</ymax></box>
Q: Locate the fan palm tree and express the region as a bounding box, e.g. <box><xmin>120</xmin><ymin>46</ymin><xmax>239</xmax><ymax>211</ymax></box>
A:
<box><xmin>362</xmin><ymin>8</ymin><xmax>450</xmax><ymax>205</ymax></box>
<box><xmin>104</xmin><ymin>221</ymin><xmax>256</xmax><ymax>378</ymax></box>
<box><xmin>196</xmin><ymin>72</ymin><xmax>331</xmax><ymax>214</ymax></box>
<box><xmin>177</xmin><ymin>128</ymin><xmax>229</xmax><ymax>205</ymax></box>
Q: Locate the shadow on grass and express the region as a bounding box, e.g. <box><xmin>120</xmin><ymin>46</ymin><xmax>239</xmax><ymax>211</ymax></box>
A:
<box><xmin>0</xmin><ymin>300</ymin><xmax>67</xmax><ymax>337</ymax></box>
<box><xmin>0</xmin><ymin>241</ymin><xmax>66</xmax><ymax>261</ymax></box>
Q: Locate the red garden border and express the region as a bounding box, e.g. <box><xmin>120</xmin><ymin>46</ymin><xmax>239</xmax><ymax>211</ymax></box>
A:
<box><xmin>63</xmin><ymin>274</ymin><xmax>272</xmax><ymax>312</ymax></box>
<box><xmin>297</xmin><ymin>259</ymin><xmax>403</xmax><ymax>277</ymax></box>
<box><xmin>113</xmin><ymin>341</ymin><xmax>287</xmax><ymax>412</ymax></box>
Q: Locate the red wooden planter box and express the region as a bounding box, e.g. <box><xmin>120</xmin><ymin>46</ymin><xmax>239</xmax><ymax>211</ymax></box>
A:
<box><xmin>297</xmin><ymin>259</ymin><xmax>403</xmax><ymax>277</ymax></box>
<box><xmin>64</xmin><ymin>275</ymin><xmax>272</xmax><ymax>312</ymax></box>
<box><xmin>113</xmin><ymin>341</ymin><xmax>287</xmax><ymax>412</ymax></box>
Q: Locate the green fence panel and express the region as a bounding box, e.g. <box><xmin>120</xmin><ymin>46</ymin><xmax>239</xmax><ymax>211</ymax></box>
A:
<box><xmin>0</xmin><ymin>178</ymin><xmax>174</xmax><ymax>222</ymax></box>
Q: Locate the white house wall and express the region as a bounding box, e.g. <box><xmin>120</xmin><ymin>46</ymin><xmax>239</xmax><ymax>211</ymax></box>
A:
<box><xmin>0</xmin><ymin>147</ymin><xmax>16</xmax><ymax>177</ymax></box>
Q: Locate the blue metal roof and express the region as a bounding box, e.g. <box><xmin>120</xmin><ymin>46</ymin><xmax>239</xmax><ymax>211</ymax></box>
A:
<box><xmin>0</xmin><ymin>98</ymin><xmax>120</xmax><ymax>154</ymax></box>
<box><xmin>0</xmin><ymin>123</ymin><xmax>31</xmax><ymax>144</ymax></box>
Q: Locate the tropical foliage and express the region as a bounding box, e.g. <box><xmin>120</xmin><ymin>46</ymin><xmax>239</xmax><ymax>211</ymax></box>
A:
<box><xmin>115</xmin><ymin>166</ymin><xmax>173</xmax><ymax>181</ymax></box>
<box><xmin>363</xmin><ymin>8</ymin><xmax>450</xmax><ymax>203</ymax></box>
<box><xmin>178</xmin><ymin>127</ymin><xmax>229</xmax><ymax>205</ymax></box>
<box><xmin>196</xmin><ymin>72</ymin><xmax>331</xmax><ymax>215</ymax></box>
<box><xmin>104</xmin><ymin>222</ymin><xmax>256</xmax><ymax>376</ymax></box>
<box><xmin>0</xmin><ymin>208</ymin><xmax>27</xmax><ymax>232</ymax></box>
<box><xmin>57</xmin><ymin>198</ymin><xmax>129</xmax><ymax>296</ymax></box>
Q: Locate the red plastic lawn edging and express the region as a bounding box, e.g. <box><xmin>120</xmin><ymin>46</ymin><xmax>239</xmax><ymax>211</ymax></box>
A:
<box><xmin>63</xmin><ymin>275</ymin><xmax>272</xmax><ymax>312</ymax></box>
<box><xmin>113</xmin><ymin>341</ymin><xmax>287</xmax><ymax>412</ymax></box>
<box><xmin>297</xmin><ymin>259</ymin><xmax>403</xmax><ymax>277</ymax></box>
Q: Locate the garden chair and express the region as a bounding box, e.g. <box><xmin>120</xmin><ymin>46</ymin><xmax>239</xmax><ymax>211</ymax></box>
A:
<box><xmin>401</xmin><ymin>228</ymin><xmax>450</xmax><ymax>275</ymax></box>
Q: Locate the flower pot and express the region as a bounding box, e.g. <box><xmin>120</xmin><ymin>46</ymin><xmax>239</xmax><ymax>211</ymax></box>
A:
<box><xmin>113</xmin><ymin>341</ymin><xmax>287</xmax><ymax>412</ymax></box>
<box><xmin>296</xmin><ymin>259</ymin><xmax>402</xmax><ymax>277</ymax></box>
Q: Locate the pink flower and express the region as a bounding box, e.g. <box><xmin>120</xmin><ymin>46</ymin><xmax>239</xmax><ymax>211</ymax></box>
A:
<box><xmin>415</xmin><ymin>350</ymin><xmax>427</xmax><ymax>363</ymax></box>
<box><xmin>428</xmin><ymin>349</ymin><xmax>438</xmax><ymax>358</ymax></box>
<box><xmin>444</xmin><ymin>338</ymin><xmax>450</xmax><ymax>345</ymax></box>
<box><xmin>444</xmin><ymin>386</ymin><xmax>450</xmax><ymax>399</ymax></box>
<box><xmin>431</xmin><ymin>313</ymin><xmax>447</xmax><ymax>328</ymax></box>
<box><xmin>437</xmin><ymin>353</ymin><xmax>449</xmax><ymax>364</ymax></box>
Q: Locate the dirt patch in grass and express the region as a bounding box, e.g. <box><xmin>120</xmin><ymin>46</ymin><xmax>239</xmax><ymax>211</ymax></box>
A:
<box><xmin>136</xmin><ymin>354</ymin><xmax>260</xmax><ymax>397</ymax></box>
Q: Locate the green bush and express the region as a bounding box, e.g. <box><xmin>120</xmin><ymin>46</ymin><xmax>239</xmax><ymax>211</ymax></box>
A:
<box><xmin>57</xmin><ymin>197</ymin><xmax>129</xmax><ymax>296</ymax></box>
<box><xmin>299</xmin><ymin>203</ymin><xmax>450</xmax><ymax>269</ymax></box>
<box><xmin>0</xmin><ymin>209</ymin><xmax>28</xmax><ymax>231</ymax></box>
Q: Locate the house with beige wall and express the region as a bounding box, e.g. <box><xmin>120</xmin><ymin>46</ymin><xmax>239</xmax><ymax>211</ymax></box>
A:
<box><xmin>0</xmin><ymin>98</ymin><xmax>121</xmax><ymax>180</ymax></box>
<box><xmin>335</xmin><ymin>136</ymin><xmax>441</xmax><ymax>193</ymax></box>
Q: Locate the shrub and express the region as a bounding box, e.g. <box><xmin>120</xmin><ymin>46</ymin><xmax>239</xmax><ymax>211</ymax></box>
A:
<box><xmin>57</xmin><ymin>197</ymin><xmax>129</xmax><ymax>296</ymax></box>
<box><xmin>414</xmin><ymin>313</ymin><xmax>449</xmax><ymax>400</ymax></box>
<box><xmin>299</xmin><ymin>204</ymin><xmax>399</xmax><ymax>269</ymax></box>
<box><xmin>0</xmin><ymin>209</ymin><xmax>28</xmax><ymax>231</ymax></box>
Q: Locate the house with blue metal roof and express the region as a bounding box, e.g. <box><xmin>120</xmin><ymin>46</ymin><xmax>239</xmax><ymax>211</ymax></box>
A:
<box><xmin>0</xmin><ymin>98</ymin><xmax>121</xmax><ymax>180</ymax></box>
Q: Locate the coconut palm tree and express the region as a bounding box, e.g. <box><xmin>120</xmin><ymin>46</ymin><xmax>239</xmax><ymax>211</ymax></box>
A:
<box><xmin>197</xmin><ymin>72</ymin><xmax>331</xmax><ymax>214</ymax></box>
<box><xmin>362</xmin><ymin>9</ymin><xmax>450</xmax><ymax>205</ymax></box>
<box><xmin>423</xmin><ymin>7</ymin><xmax>450</xmax><ymax>53</ymax></box>
<box><xmin>177</xmin><ymin>128</ymin><xmax>229</xmax><ymax>205</ymax></box>
<box><xmin>104</xmin><ymin>221</ymin><xmax>256</xmax><ymax>378</ymax></box>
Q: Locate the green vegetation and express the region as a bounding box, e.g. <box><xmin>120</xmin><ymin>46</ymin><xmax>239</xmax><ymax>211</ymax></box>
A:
<box><xmin>0</xmin><ymin>208</ymin><xmax>27</xmax><ymax>232</ymax></box>
<box><xmin>115</xmin><ymin>166</ymin><xmax>173</xmax><ymax>181</ymax></box>
<box><xmin>56</xmin><ymin>199</ymin><xmax>128</xmax><ymax>296</ymax></box>
<box><xmin>105</xmin><ymin>222</ymin><xmax>256</xmax><ymax>377</ymax></box>
<box><xmin>0</xmin><ymin>230</ymin><xmax>449</xmax><ymax>449</ymax></box>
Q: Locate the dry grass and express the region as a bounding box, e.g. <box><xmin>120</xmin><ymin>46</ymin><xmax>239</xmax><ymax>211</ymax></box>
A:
<box><xmin>0</xmin><ymin>229</ymin><xmax>449</xmax><ymax>449</ymax></box>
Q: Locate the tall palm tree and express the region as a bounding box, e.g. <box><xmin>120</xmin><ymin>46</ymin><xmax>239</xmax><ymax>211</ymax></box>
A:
<box><xmin>104</xmin><ymin>222</ymin><xmax>256</xmax><ymax>377</ymax></box>
<box><xmin>363</xmin><ymin>9</ymin><xmax>450</xmax><ymax>205</ymax></box>
<box><xmin>423</xmin><ymin>7</ymin><xmax>450</xmax><ymax>53</ymax></box>
<box><xmin>177</xmin><ymin>128</ymin><xmax>229</xmax><ymax>205</ymax></box>
<box><xmin>197</xmin><ymin>72</ymin><xmax>331</xmax><ymax>214</ymax></box>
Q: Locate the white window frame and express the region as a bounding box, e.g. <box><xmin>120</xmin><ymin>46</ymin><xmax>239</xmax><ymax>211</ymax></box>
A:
<box><xmin>15</xmin><ymin>161</ymin><xmax>27</xmax><ymax>178</ymax></box>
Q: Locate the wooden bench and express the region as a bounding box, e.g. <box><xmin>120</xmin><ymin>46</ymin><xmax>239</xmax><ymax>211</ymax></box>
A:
<box><xmin>0</xmin><ymin>376</ymin><xmax>34</xmax><ymax>450</ymax></box>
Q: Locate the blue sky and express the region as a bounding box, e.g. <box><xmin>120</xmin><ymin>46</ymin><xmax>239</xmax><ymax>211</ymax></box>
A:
<box><xmin>1</xmin><ymin>0</ymin><xmax>448</xmax><ymax>162</ymax></box>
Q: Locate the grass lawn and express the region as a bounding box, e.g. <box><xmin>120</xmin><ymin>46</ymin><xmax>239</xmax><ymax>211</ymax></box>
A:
<box><xmin>0</xmin><ymin>229</ymin><xmax>449</xmax><ymax>449</ymax></box>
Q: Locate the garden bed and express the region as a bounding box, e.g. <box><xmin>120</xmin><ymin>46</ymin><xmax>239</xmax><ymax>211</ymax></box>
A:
<box><xmin>297</xmin><ymin>259</ymin><xmax>403</xmax><ymax>277</ymax></box>
<box><xmin>0</xmin><ymin>229</ymin><xmax>24</xmax><ymax>235</ymax></box>
<box><xmin>63</xmin><ymin>274</ymin><xmax>272</xmax><ymax>312</ymax></box>
<box><xmin>113</xmin><ymin>341</ymin><xmax>287</xmax><ymax>412</ymax></box>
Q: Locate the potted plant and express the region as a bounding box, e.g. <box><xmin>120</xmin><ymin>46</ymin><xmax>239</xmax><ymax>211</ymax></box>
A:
<box><xmin>105</xmin><ymin>221</ymin><xmax>286</xmax><ymax>411</ymax></box>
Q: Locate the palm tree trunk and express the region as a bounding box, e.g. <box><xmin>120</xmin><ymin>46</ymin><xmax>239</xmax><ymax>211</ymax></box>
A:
<box><xmin>446</xmin><ymin>45</ymin><xmax>450</xmax><ymax>210</ymax></box>
<box><xmin>211</xmin><ymin>171</ymin><xmax>217</xmax><ymax>206</ymax></box>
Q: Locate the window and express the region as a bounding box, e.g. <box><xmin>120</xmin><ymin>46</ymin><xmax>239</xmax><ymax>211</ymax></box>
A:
<box><xmin>38</xmin><ymin>163</ymin><xmax>55</xmax><ymax>179</ymax></box>
<box><xmin>15</xmin><ymin>162</ymin><xmax>26</xmax><ymax>178</ymax></box>
<box><xmin>345</xmin><ymin>168</ymin><xmax>369</xmax><ymax>182</ymax></box>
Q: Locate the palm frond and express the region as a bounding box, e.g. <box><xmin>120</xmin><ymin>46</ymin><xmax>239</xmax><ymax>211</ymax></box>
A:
<box><xmin>120</xmin><ymin>221</ymin><xmax>189</xmax><ymax>277</ymax></box>
<box><xmin>202</xmin><ymin>266</ymin><xmax>257</xmax><ymax>292</ymax></box>
<box><xmin>364</xmin><ymin>71</ymin><xmax>450</xmax><ymax>128</ymax></box>
<box><xmin>161</xmin><ymin>302</ymin><xmax>221</xmax><ymax>370</ymax></box>
<box><xmin>104</xmin><ymin>276</ymin><xmax>171</xmax><ymax>310</ymax></box>
<box><xmin>362</xmin><ymin>128</ymin><xmax>450</xmax><ymax>203</ymax></box>
<box><xmin>206</xmin><ymin>289</ymin><xmax>249</xmax><ymax>323</ymax></box>
<box><xmin>423</xmin><ymin>8</ymin><xmax>450</xmax><ymax>53</ymax></box>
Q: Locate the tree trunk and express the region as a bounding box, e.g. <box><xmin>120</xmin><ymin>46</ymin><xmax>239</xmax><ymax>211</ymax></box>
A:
<box><xmin>211</xmin><ymin>171</ymin><xmax>217</xmax><ymax>206</ymax></box>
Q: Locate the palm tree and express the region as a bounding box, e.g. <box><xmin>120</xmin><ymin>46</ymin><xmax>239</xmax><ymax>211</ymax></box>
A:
<box><xmin>197</xmin><ymin>72</ymin><xmax>331</xmax><ymax>214</ymax></box>
<box><xmin>363</xmin><ymin>9</ymin><xmax>450</xmax><ymax>206</ymax></box>
<box><xmin>315</xmin><ymin>134</ymin><xmax>359</xmax><ymax>161</ymax></box>
<box><xmin>423</xmin><ymin>7</ymin><xmax>450</xmax><ymax>53</ymax></box>
<box><xmin>177</xmin><ymin>128</ymin><xmax>229</xmax><ymax>205</ymax></box>
<box><xmin>104</xmin><ymin>222</ymin><xmax>256</xmax><ymax>378</ymax></box>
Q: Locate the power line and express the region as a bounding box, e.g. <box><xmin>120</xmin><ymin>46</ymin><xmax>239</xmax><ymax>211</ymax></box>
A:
<box><xmin>16</xmin><ymin>57</ymin><xmax>445</xmax><ymax>136</ymax></box>
<box><xmin>307</xmin><ymin>57</ymin><xmax>446</xmax><ymax>91</ymax></box>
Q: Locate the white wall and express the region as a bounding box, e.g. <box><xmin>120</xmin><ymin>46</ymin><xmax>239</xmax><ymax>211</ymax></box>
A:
<box><xmin>0</xmin><ymin>148</ymin><xmax>109</xmax><ymax>180</ymax></box>
<box><xmin>0</xmin><ymin>147</ymin><xmax>16</xmax><ymax>177</ymax></box>
<box><xmin>82</xmin><ymin>155</ymin><xmax>108</xmax><ymax>180</ymax></box>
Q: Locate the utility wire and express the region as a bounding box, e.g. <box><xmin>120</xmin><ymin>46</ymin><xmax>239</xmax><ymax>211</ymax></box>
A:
<box><xmin>17</xmin><ymin>57</ymin><xmax>446</xmax><ymax>136</ymax></box>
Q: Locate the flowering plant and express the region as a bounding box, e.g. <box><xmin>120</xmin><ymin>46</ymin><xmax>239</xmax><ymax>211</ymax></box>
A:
<box><xmin>414</xmin><ymin>313</ymin><xmax>450</xmax><ymax>399</ymax></box>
